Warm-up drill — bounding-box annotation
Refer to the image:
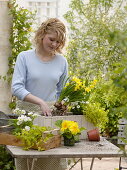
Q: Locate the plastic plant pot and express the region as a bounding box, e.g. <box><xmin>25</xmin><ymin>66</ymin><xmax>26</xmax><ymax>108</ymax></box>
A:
<box><xmin>87</xmin><ymin>128</ymin><xmax>100</xmax><ymax>141</ymax></box>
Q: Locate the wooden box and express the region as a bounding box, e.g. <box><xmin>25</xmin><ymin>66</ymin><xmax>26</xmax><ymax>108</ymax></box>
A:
<box><xmin>34</xmin><ymin>115</ymin><xmax>95</xmax><ymax>139</ymax></box>
<box><xmin>0</xmin><ymin>129</ymin><xmax>61</xmax><ymax>150</ymax></box>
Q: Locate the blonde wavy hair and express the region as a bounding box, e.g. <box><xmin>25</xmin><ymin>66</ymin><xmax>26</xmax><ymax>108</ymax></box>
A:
<box><xmin>34</xmin><ymin>18</ymin><xmax>66</xmax><ymax>53</ymax></box>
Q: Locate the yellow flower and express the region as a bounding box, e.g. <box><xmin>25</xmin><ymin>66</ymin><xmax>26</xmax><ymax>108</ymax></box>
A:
<box><xmin>61</xmin><ymin>120</ymin><xmax>71</xmax><ymax>131</ymax></box>
<box><xmin>89</xmin><ymin>85</ymin><xmax>95</xmax><ymax>89</ymax></box>
<box><xmin>72</xmin><ymin>76</ymin><xmax>81</xmax><ymax>84</ymax></box>
<box><xmin>74</xmin><ymin>84</ymin><xmax>81</xmax><ymax>91</ymax></box>
<box><xmin>65</xmin><ymin>82</ymin><xmax>70</xmax><ymax>87</ymax></box>
<box><xmin>69</xmin><ymin>122</ymin><xmax>80</xmax><ymax>135</ymax></box>
<box><xmin>85</xmin><ymin>87</ymin><xmax>91</xmax><ymax>92</ymax></box>
<box><xmin>92</xmin><ymin>79</ymin><xmax>97</xmax><ymax>85</ymax></box>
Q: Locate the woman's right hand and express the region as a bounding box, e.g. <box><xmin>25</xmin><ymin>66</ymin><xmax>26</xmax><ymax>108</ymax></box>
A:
<box><xmin>40</xmin><ymin>101</ymin><xmax>52</xmax><ymax>116</ymax></box>
<box><xmin>24</xmin><ymin>94</ymin><xmax>52</xmax><ymax>116</ymax></box>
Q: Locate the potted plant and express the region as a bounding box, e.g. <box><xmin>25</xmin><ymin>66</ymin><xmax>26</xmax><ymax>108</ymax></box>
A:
<box><xmin>55</xmin><ymin>120</ymin><xmax>85</xmax><ymax>146</ymax></box>
<box><xmin>0</xmin><ymin>109</ymin><xmax>61</xmax><ymax>151</ymax></box>
<box><xmin>83</xmin><ymin>102</ymin><xmax>108</xmax><ymax>141</ymax></box>
<box><xmin>52</xmin><ymin>77</ymin><xmax>97</xmax><ymax>115</ymax></box>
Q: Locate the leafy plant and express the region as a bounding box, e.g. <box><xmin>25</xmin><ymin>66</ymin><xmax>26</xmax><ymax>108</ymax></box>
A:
<box><xmin>9</xmin><ymin>109</ymin><xmax>54</xmax><ymax>150</ymax></box>
<box><xmin>16</xmin><ymin>125</ymin><xmax>53</xmax><ymax>151</ymax></box>
<box><xmin>55</xmin><ymin>120</ymin><xmax>85</xmax><ymax>139</ymax></box>
<box><xmin>70</xmin><ymin>101</ymin><xmax>85</xmax><ymax>115</ymax></box>
<box><xmin>5</xmin><ymin>0</ymin><xmax>36</xmax><ymax>110</ymax></box>
<box><xmin>0</xmin><ymin>146</ymin><xmax>15</xmax><ymax>170</ymax></box>
<box><xmin>52</xmin><ymin>77</ymin><xmax>97</xmax><ymax>115</ymax></box>
<box><xmin>88</xmin><ymin>78</ymin><xmax>127</xmax><ymax>136</ymax></box>
<box><xmin>83</xmin><ymin>102</ymin><xmax>108</xmax><ymax>129</ymax></box>
<box><xmin>7</xmin><ymin>0</ymin><xmax>35</xmax><ymax>83</ymax></box>
<box><xmin>10</xmin><ymin>109</ymin><xmax>38</xmax><ymax>134</ymax></box>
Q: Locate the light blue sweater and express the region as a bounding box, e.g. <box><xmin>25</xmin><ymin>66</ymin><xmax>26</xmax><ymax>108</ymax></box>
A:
<box><xmin>11</xmin><ymin>49</ymin><xmax>68</xmax><ymax>101</ymax></box>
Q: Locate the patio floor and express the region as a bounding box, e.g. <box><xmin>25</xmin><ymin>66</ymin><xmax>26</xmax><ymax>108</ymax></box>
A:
<box><xmin>69</xmin><ymin>157</ymin><xmax>127</xmax><ymax>170</ymax></box>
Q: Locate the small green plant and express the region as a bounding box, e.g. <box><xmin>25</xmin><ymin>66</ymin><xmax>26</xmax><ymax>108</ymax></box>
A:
<box><xmin>55</xmin><ymin>120</ymin><xmax>85</xmax><ymax>139</ymax></box>
<box><xmin>10</xmin><ymin>109</ymin><xmax>54</xmax><ymax>150</ymax></box>
<box><xmin>70</xmin><ymin>101</ymin><xmax>84</xmax><ymax>115</ymax></box>
<box><xmin>10</xmin><ymin>109</ymin><xmax>38</xmax><ymax>134</ymax></box>
<box><xmin>16</xmin><ymin>125</ymin><xmax>53</xmax><ymax>151</ymax></box>
<box><xmin>83</xmin><ymin>102</ymin><xmax>108</xmax><ymax>129</ymax></box>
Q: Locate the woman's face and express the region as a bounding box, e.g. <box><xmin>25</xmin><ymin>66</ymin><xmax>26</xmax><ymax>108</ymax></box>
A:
<box><xmin>41</xmin><ymin>32</ymin><xmax>60</xmax><ymax>54</ymax></box>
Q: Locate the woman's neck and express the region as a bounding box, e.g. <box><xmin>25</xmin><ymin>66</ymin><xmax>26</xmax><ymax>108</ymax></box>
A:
<box><xmin>36</xmin><ymin>48</ymin><xmax>55</xmax><ymax>62</ymax></box>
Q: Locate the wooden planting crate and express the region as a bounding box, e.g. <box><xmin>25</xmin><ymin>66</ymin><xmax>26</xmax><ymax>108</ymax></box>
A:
<box><xmin>34</xmin><ymin>115</ymin><xmax>95</xmax><ymax>139</ymax></box>
<box><xmin>0</xmin><ymin>129</ymin><xmax>61</xmax><ymax>150</ymax></box>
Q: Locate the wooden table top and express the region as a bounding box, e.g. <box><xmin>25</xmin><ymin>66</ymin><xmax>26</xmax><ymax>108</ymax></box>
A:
<box><xmin>6</xmin><ymin>138</ymin><xmax>123</xmax><ymax>159</ymax></box>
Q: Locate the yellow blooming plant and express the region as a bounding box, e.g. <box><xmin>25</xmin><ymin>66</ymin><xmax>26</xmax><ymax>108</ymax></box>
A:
<box><xmin>55</xmin><ymin>120</ymin><xmax>85</xmax><ymax>139</ymax></box>
<box><xmin>52</xmin><ymin>77</ymin><xmax>97</xmax><ymax>115</ymax></box>
<box><xmin>58</xmin><ymin>76</ymin><xmax>97</xmax><ymax>105</ymax></box>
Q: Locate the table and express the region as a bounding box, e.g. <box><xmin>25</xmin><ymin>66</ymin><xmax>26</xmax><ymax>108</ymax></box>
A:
<box><xmin>6</xmin><ymin>138</ymin><xmax>123</xmax><ymax>170</ymax></box>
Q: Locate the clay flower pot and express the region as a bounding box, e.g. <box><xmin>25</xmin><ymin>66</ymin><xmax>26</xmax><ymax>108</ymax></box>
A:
<box><xmin>87</xmin><ymin>128</ymin><xmax>100</xmax><ymax>141</ymax></box>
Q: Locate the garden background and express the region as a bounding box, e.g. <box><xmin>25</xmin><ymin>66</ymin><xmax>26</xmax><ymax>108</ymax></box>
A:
<box><xmin>1</xmin><ymin>0</ymin><xmax>127</xmax><ymax>169</ymax></box>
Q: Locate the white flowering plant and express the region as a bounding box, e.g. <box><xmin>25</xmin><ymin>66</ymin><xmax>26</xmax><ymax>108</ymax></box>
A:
<box><xmin>10</xmin><ymin>108</ymin><xmax>38</xmax><ymax>134</ymax></box>
<box><xmin>9</xmin><ymin>109</ymin><xmax>54</xmax><ymax>150</ymax></box>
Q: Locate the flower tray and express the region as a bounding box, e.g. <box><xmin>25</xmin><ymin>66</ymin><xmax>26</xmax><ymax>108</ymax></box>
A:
<box><xmin>0</xmin><ymin>129</ymin><xmax>61</xmax><ymax>150</ymax></box>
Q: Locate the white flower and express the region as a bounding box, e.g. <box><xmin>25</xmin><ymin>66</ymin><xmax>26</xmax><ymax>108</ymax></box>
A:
<box><xmin>21</xmin><ymin>110</ymin><xmax>26</xmax><ymax>114</ymax></box>
<box><xmin>33</xmin><ymin>113</ymin><xmax>38</xmax><ymax>117</ymax></box>
<box><xmin>28</xmin><ymin>112</ymin><xmax>33</xmax><ymax>116</ymax></box>
<box><xmin>85</xmin><ymin>101</ymin><xmax>89</xmax><ymax>104</ymax></box>
<box><xmin>63</xmin><ymin>97</ymin><xmax>69</xmax><ymax>102</ymax></box>
<box><xmin>25</xmin><ymin>126</ymin><xmax>30</xmax><ymax>131</ymax></box>
<box><xmin>77</xmin><ymin>105</ymin><xmax>80</xmax><ymax>108</ymax></box>
<box><xmin>24</xmin><ymin>116</ymin><xmax>32</xmax><ymax>122</ymax></box>
<box><xmin>13</xmin><ymin>108</ymin><xmax>20</xmax><ymax>114</ymax></box>
<box><xmin>17</xmin><ymin>120</ymin><xmax>22</xmax><ymax>125</ymax></box>
<box><xmin>18</xmin><ymin>115</ymin><xmax>32</xmax><ymax>122</ymax></box>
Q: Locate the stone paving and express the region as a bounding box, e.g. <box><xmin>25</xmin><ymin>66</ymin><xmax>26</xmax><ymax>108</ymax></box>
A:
<box><xmin>68</xmin><ymin>157</ymin><xmax>127</xmax><ymax>170</ymax></box>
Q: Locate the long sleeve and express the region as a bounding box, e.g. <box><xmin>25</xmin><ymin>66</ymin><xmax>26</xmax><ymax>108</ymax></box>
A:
<box><xmin>56</xmin><ymin>59</ymin><xmax>68</xmax><ymax>99</ymax></box>
<box><xmin>11</xmin><ymin>52</ymin><xmax>30</xmax><ymax>100</ymax></box>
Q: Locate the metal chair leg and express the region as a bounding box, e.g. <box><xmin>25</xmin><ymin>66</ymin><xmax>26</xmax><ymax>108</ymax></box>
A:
<box><xmin>90</xmin><ymin>158</ymin><xmax>95</xmax><ymax>170</ymax></box>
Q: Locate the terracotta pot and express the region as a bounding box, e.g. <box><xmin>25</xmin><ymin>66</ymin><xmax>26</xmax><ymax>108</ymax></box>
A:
<box><xmin>87</xmin><ymin>128</ymin><xmax>100</xmax><ymax>141</ymax></box>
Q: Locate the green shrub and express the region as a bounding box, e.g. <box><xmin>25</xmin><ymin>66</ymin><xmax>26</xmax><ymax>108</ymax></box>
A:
<box><xmin>0</xmin><ymin>146</ymin><xmax>15</xmax><ymax>170</ymax></box>
<box><xmin>83</xmin><ymin>102</ymin><xmax>108</xmax><ymax>129</ymax></box>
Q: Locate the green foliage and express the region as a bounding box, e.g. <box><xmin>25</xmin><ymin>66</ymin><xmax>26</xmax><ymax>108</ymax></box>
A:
<box><xmin>16</xmin><ymin>125</ymin><xmax>53</xmax><ymax>151</ymax></box>
<box><xmin>88</xmin><ymin>78</ymin><xmax>127</xmax><ymax>136</ymax></box>
<box><xmin>0</xmin><ymin>146</ymin><xmax>15</xmax><ymax>170</ymax></box>
<box><xmin>104</xmin><ymin>107</ymin><xmax>123</xmax><ymax>136</ymax></box>
<box><xmin>7</xmin><ymin>0</ymin><xmax>35</xmax><ymax>83</ymax></box>
<box><xmin>83</xmin><ymin>102</ymin><xmax>108</xmax><ymax>129</ymax></box>
<box><xmin>64</xmin><ymin>0</ymin><xmax>127</xmax><ymax>79</ymax></box>
<box><xmin>89</xmin><ymin>79</ymin><xmax>127</xmax><ymax>109</ymax></box>
<box><xmin>58</xmin><ymin>77</ymin><xmax>87</xmax><ymax>104</ymax></box>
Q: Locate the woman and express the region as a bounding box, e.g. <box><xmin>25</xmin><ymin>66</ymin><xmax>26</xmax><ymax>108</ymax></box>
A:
<box><xmin>11</xmin><ymin>18</ymin><xmax>68</xmax><ymax>170</ymax></box>
<box><xmin>12</xmin><ymin>18</ymin><xmax>68</xmax><ymax>116</ymax></box>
